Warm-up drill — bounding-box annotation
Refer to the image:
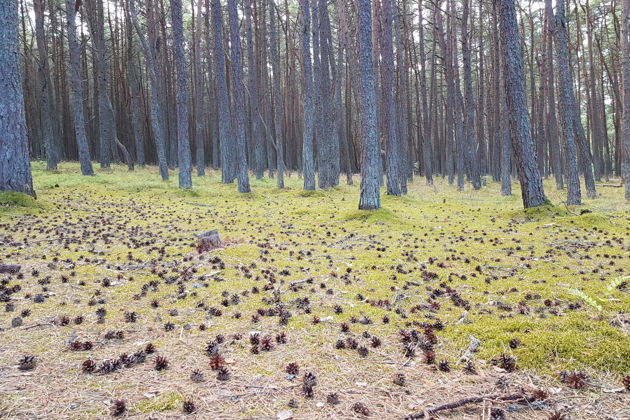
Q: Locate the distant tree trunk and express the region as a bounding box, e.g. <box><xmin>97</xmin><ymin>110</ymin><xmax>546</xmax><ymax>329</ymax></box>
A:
<box><xmin>65</xmin><ymin>0</ymin><xmax>94</xmax><ymax>176</ymax></box>
<box><xmin>497</xmin><ymin>0</ymin><xmax>547</xmax><ymax>208</ymax></box>
<box><xmin>33</xmin><ymin>0</ymin><xmax>60</xmax><ymax>170</ymax></box>
<box><xmin>244</xmin><ymin>0</ymin><xmax>264</xmax><ymax>180</ymax></box>
<box><xmin>0</xmin><ymin>0</ymin><xmax>35</xmax><ymax>196</ymax></box>
<box><xmin>553</xmin><ymin>0</ymin><xmax>581</xmax><ymax>205</ymax></box>
<box><xmin>381</xmin><ymin>0</ymin><xmax>401</xmax><ymax>196</ymax></box>
<box><xmin>192</xmin><ymin>0</ymin><xmax>205</xmax><ymax>176</ymax></box>
<box><xmin>269</xmin><ymin>0</ymin><xmax>285</xmax><ymax>188</ymax></box>
<box><xmin>623</xmin><ymin>0</ymin><xmax>630</xmax><ymax>200</ymax></box>
<box><xmin>130</xmin><ymin>0</ymin><xmax>169</xmax><ymax>180</ymax></box>
<box><xmin>170</xmin><ymin>0</ymin><xmax>192</xmax><ymax>189</ymax></box>
<box><xmin>125</xmin><ymin>8</ymin><xmax>145</xmax><ymax>167</ymax></box>
<box><xmin>461</xmin><ymin>0</ymin><xmax>481</xmax><ymax>190</ymax></box>
<box><xmin>211</xmin><ymin>0</ymin><xmax>235</xmax><ymax>184</ymax></box>
<box><xmin>299</xmin><ymin>0</ymin><xmax>315</xmax><ymax>191</ymax></box>
<box><xmin>417</xmin><ymin>0</ymin><xmax>433</xmax><ymax>185</ymax></box>
<box><xmin>85</xmin><ymin>0</ymin><xmax>112</xmax><ymax>169</ymax></box>
<box><xmin>357</xmin><ymin>0</ymin><xmax>381</xmax><ymax>210</ymax></box>
<box><xmin>543</xmin><ymin>0</ymin><xmax>563</xmax><ymax>190</ymax></box>
<box><xmin>227</xmin><ymin>0</ymin><xmax>251</xmax><ymax>193</ymax></box>
<box><xmin>317</xmin><ymin>0</ymin><xmax>339</xmax><ymax>189</ymax></box>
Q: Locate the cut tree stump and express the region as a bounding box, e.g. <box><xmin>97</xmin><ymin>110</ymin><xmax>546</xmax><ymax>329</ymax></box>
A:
<box><xmin>197</xmin><ymin>230</ymin><xmax>222</xmax><ymax>252</ymax></box>
<box><xmin>0</xmin><ymin>264</ymin><xmax>21</xmax><ymax>274</ymax></box>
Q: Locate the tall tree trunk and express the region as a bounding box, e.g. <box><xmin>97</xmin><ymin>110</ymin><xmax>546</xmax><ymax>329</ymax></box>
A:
<box><xmin>497</xmin><ymin>0</ymin><xmax>547</xmax><ymax>208</ymax></box>
<box><xmin>211</xmin><ymin>0</ymin><xmax>235</xmax><ymax>183</ymax></box>
<box><xmin>269</xmin><ymin>0</ymin><xmax>285</xmax><ymax>188</ymax></box>
<box><xmin>0</xmin><ymin>0</ymin><xmax>35</xmax><ymax>196</ymax></box>
<box><xmin>554</xmin><ymin>0</ymin><xmax>582</xmax><ymax>205</ymax></box>
<box><xmin>170</xmin><ymin>0</ymin><xmax>192</xmax><ymax>188</ymax></box>
<box><xmin>461</xmin><ymin>0</ymin><xmax>481</xmax><ymax>190</ymax></box>
<box><xmin>227</xmin><ymin>0</ymin><xmax>251</xmax><ymax>193</ymax></box>
<box><xmin>623</xmin><ymin>0</ymin><xmax>630</xmax><ymax>200</ymax></box>
<box><xmin>381</xmin><ymin>0</ymin><xmax>401</xmax><ymax>196</ymax></box>
<box><xmin>33</xmin><ymin>0</ymin><xmax>61</xmax><ymax>170</ymax></box>
<box><xmin>192</xmin><ymin>0</ymin><xmax>205</xmax><ymax>176</ymax></box>
<box><xmin>65</xmin><ymin>0</ymin><xmax>94</xmax><ymax>176</ymax></box>
<box><xmin>357</xmin><ymin>0</ymin><xmax>381</xmax><ymax>210</ymax></box>
<box><xmin>244</xmin><ymin>0</ymin><xmax>264</xmax><ymax>180</ymax></box>
<box><xmin>299</xmin><ymin>0</ymin><xmax>315</xmax><ymax>191</ymax></box>
<box><xmin>130</xmin><ymin>0</ymin><xmax>169</xmax><ymax>180</ymax></box>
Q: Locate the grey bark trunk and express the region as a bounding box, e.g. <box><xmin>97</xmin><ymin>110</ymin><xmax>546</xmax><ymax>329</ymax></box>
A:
<box><xmin>357</xmin><ymin>0</ymin><xmax>381</xmax><ymax>210</ymax></box>
<box><xmin>498</xmin><ymin>0</ymin><xmax>547</xmax><ymax>208</ymax></box>
<box><xmin>170</xmin><ymin>0</ymin><xmax>193</xmax><ymax>189</ymax></box>
<box><xmin>299</xmin><ymin>0</ymin><xmax>315</xmax><ymax>191</ymax></box>
<box><xmin>227</xmin><ymin>0</ymin><xmax>251</xmax><ymax>193</ymax></box>
<box><xmin>0</xmin><ymin>0</ymin><xmax>35</xmax><ymax>196</ymax></box>
<box><xmin>65</xmin><ymin>0</ymin><xmax>94</xmax><ymax>176</ymax></box>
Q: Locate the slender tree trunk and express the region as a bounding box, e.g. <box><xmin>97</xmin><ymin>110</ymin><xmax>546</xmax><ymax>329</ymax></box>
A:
<box><xmin>357</xmin><ymin>0</ymin><xmax>381</xmax><ymax>210</ymax></box>
<box><xmin>497</xmin><ymin>0</ymin><xmax>547</xmax><ymax>208</ymax></box>
<box><xmin>65</xmin><ymin>0</ymin><xmax>94</xmax><ymax>176</ymax></box>
<box><xmin>554</xmin><ymin>0</ymin><xmax>581</xmax><ymax>205</ymax></box>
<box><xmin>381</xmin><ymin>0</ymin><xmax>401</xmax><ymax>196</ymax></box>
<box><xmin>299</xmin><ymin>0</ymin><xmax>315</xmax><ymax>190</ymax></box>
<box><xmin>211</xmin><ymin>0</ymin><xmax>235</xmax><ymax>183</ymax></box>
<box><xmin>461</xmin><ymin>0</ymin><xmax>481</xmax><ymax>190</ymax></box>
<box><xmin>269</xmin><ymin>0</ymin><xmax>285</xmax><ymax>188</ymax></box>
<box><xmin>130</xmin><ymin>0</ymin><xmax>168</xmax><ymax>180</ymax></box>
<box><xmin>170</xmin><ymin>0</ymin><xmax>192</xmax><ymax>188</ymax></box>
<box><xmin>33</xmin><ymin>0</ymin><xmax>60</xmax><ymax>170</ymax></box>
<box><xmin>227</xmin><ymin>0</ymin><xmax>251</xmax><ymax>193</ymax></box>
<box><xmin>623</xmin><ymin>0</ymin><xmax>630</xmax><ymax>199</ymax></box>
<box><xmin>192</xmin><ymin>0</ymin><xmax>205</xmax><ymax>176</ymax></box>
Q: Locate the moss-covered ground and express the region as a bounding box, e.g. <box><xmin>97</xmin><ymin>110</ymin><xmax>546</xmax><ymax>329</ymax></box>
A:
<box><xmin>0</xmin><ymin>162</ymin><xmax>628</xmax><ymax>419</ymax></box>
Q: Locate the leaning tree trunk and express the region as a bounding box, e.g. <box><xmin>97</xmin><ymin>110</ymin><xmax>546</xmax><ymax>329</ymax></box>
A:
<box><xmin>65</xmin><ymin>0</ymin><xmax>94</xmax><ymax>176</ymax></box>
<box><xmin>497</xmin><ymin>0</ymin><xmax>547</xmax><ymax>208</ymax></box>
<box><xmin>227</xmin><ymin>0</ymin><xmax>251</xmax><ymax>193</ymax></box>
<box><xmin>357</xmin><ymin>0</ymin><xmax>381</xmax><ymax>210</ymax></box>
<box><xmin>170</xmin><ymin>0</ymin><xmax>193</xmax><ymax>189</ymax></box>
<box><xmin>0</xmin><ymin>0</ymin><xmax>35</xmax><ymax>196</ymax></box>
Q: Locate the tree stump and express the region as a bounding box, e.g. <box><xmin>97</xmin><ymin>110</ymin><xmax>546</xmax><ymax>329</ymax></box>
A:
<box><xmin>197</xmin><ymin>230</ymin><xmax>221</xmax><ymax>252</ymax></box>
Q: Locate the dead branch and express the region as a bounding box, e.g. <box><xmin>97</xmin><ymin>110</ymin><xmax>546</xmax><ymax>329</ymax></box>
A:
<box><xmin>404</xmin><ymin>393</ymin><xmax>532</xmax><ymax>419</ymax></box>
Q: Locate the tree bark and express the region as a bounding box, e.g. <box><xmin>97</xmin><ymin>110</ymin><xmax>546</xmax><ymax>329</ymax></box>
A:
<box><xmin>357</xmin><ymin>0</ymin><xmax>381</xmax><ymax>210</ymax></box>
<box><xmin>497</xmin><ymin>0</ymin><xmax>547</xmax><ymax>208</ymax></box>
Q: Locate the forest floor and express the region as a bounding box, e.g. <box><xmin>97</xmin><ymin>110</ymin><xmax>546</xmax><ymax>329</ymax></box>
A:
<box><xmin>0</xmin><ymin>162</ymin><xmax>628</xmax><ymax>420</ymax></box>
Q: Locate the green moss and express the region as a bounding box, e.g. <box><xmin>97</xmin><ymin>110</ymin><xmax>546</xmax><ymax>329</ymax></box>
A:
<box><xmin>343</xmin><ymin>208</ymin><xmax>398</xmax><ymax>223</ymax></box>
<box><xmin>135</xmin><ymin>392</ymin><xmax>183</xmax><ymax>413</ymax></box>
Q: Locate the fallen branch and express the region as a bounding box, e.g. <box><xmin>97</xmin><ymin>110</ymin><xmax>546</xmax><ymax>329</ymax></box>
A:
<box><xmin>404</xmin><ymin>393</ymin><xmax>532</xmax><ymax>419</ymax></box>
<box><xmin>595</xmin><ymin>184</ymin><xmax>622</xmax><ymax>187</ymax></box>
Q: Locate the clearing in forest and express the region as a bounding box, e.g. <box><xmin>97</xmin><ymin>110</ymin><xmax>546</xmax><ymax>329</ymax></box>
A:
<box><xmin>0</xmin><ymin>163</ymin><xmax>628</xmax><ymax>419</ymax></box>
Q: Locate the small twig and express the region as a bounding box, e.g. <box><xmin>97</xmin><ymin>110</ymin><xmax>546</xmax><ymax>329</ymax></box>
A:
<box><xmin>404</xmin><ymin>393</ymin><xmax>532</xmax><ymax>419</ymax></box>
<box><xmin>20</xmin><ymin>322</ymin><xmax>55</xmax><ymax>330</ymax></box>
